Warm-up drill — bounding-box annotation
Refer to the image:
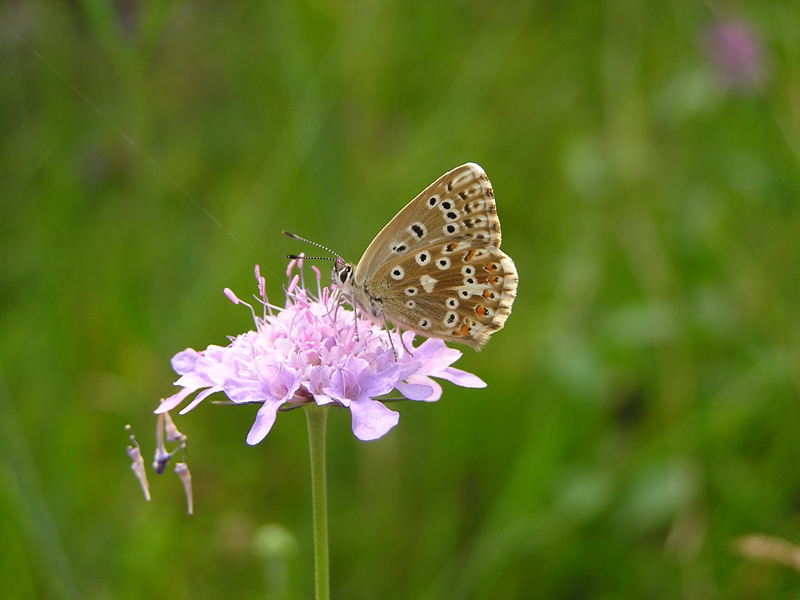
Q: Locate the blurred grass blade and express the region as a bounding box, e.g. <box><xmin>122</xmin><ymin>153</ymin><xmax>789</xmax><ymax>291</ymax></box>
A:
<box><xmin>0</xmin><ymin>373</ymin><xmax>79</xmax><ymax>599</ymax></box>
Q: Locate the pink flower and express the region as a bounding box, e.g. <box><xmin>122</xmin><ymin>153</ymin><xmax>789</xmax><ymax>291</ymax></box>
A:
<box><xmin>705</xmin><ymin>19</ymin><xmax>766</xmax><ymax>91</ymax></box>
<box><xmin>155</xmin><ymin>261</ymin><xmax>485</xmax><ymax>442</ymax></box>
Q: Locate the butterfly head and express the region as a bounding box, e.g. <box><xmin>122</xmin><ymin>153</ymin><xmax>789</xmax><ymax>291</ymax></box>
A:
<box><xmin>283</xmin><ymin>230</ymin><xmax>351</xmax><ymax>285</ymax></box>
<box><xmin>331</xmin><ymin>259</ymin><xmax>355</xmax><ymax>291</ymax></box>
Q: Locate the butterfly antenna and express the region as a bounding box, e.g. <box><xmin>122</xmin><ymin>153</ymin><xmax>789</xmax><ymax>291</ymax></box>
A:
<box><xmin>283</xmin><ymin>230</ymin><xmax>344</xmax><ymax>262</ymax></box>
<box><xmin>287</xmin><ymin>254</ymin><xmax>337</xmax><ymax>262</ymax></box>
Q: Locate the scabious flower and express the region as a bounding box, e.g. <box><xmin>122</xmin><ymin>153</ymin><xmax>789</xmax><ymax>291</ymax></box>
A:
<box><xmin>155</xmin><ymin>260</ymin><xmax>486</xmax><ymax>443</ymax></box>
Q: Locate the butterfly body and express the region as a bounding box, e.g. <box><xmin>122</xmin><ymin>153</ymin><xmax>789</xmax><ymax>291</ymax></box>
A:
<box><xmin>334</xmin><ymin>163</ymin><xmax>518</xmax><ymax>351</ymax></box>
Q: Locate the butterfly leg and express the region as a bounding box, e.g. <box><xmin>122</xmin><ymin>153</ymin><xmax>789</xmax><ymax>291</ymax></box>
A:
<box><xmin>351</xmin><ymin>295</ymin><xmax>361</xmax><ymax>342</ymax></box>
<box><xmin>380</xmin><ymin>313</ymin><xmax>413</xmax><ymax>361</ymax></box>
<box><xmin>334</xmin><ymin>289</ymin><xmax>362</xmax><ymax>342</ymax></box>
<box><xmin>397</xmin><ymin>326</ymin><xmax>414</xmax><ymax>358</ymax></box>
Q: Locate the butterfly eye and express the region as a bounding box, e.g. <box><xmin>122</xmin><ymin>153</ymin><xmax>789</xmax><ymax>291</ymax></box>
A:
<box><xmin>338</xmin><ymin>266</ymin><xmax>351</xmax><ymax>284</ymax></box>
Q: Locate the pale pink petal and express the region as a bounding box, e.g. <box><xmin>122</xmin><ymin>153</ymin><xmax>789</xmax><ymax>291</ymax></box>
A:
<box><xmin>156</xmin><ymin>386</ymin><xmax>195</xmax><ymax>414</ymax></box>
<box><xmin>179</xmin><ymin>386</ymin><xmax>223</xmax><ymax>414</ymax></box>
<box><xmin>400</xmin><ymin>377</ymin><xmax>442</xmax><ymax>402</ymax></box>
<box><xmin>350</xmin><ymin>398</ymin><xmax>400</xmax><ymax>441</ymax></box>
<box><xmin>246</xmin><ymin>399</ymin><xmax>286</xmax><ymax>445</ymax></box>
<box><xmin>173</xmin><ymin>371</ymin><xmax>209</xmax><ymax>389</ymax></box>
<box><xmin>313</xmin><ymin>393</ymin><xmax>335</xmax><ymax>405</ymax></box>
<box><xmin>395</xmin><ymin>381</ymin><xmax>434</xmax><ymax>401</ymax></box>
<box><xmin>171</xmin><ymin>349</ymin><xmax>201</xmax><ymax>374</ymax></box>
<box><xmin>224</xmin><ymin>378</ymin><xmax>269</xmax><ymax>404</ymax></box>
<box><xmin>437</xmin><ymin>367</ymin><xmax>486</xmax><ymax>388</ymax></box>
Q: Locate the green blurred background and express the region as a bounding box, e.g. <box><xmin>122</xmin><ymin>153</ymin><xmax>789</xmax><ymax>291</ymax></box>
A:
<box><xmin>2</xmin><ymin>1</ymin><xmax>800</xmax><ymax>598</ymax></box>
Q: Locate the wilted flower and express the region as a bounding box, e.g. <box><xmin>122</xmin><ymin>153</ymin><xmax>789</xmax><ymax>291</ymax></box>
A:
<box><xmin>125</xmin><ymin>425</ymin><xmax>150</xmax><ymax>501</ymax></box>
<box><xmin>155</xmin><ymin>261</ymin><xmax>485</xmax><ymax>443</ymax></box>
<box><xmin>126</xmin><ymin>410</ymin><xmax>193</xmax><ymax>512</ymax></box>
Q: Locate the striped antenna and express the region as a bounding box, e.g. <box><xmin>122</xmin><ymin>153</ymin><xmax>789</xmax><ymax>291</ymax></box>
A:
<box><xmin>282</xmin><ymin>230</ymin><xmax>344</xmax><ymax>263</ymax></box>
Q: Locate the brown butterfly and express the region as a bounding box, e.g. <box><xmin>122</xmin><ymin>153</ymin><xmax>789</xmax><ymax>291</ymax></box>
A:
<box><xmin>295</xmin><ymin>163</ymin><xmax>518</xmax><ymax>351</ymax></box>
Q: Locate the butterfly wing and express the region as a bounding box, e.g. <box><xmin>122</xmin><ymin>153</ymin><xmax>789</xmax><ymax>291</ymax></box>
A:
<box><xmin>353</xmin><ymin>163</ymin><xmax>518</xmax><ymax>350</ymax></box>
<box><xmin>366</xmin><ymin>243</ymin><xmax>517</xmax><ymax>350</ymax></box>
<box><xmin>354</xmin><ymin>163</ymin><xmax>502</xmax><ymax>278</ymax></box>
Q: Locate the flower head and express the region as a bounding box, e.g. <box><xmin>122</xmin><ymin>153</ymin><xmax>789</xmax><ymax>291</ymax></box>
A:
<box><xmin>155</xmin><ymin>260</ymin><xmax>485</xmax><ymax>442</ymax></box>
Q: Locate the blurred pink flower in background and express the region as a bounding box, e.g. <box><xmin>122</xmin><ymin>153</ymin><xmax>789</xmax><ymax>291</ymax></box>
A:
<box><xmin>705</xmin><ymin>19</ymin><xmax>767</xmax><ymax>91</ymax></box>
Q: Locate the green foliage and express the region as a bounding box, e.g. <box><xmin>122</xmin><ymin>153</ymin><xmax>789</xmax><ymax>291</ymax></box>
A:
<box><xmin>2</xmin><ymin>1</ymin><xmax>800</xmax><ymax>598</ymax></box>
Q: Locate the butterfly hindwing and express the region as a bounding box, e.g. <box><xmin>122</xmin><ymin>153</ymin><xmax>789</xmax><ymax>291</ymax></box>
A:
<box><xmin>364</xmin><ymin>242</ymin><xmax>517</xmax><ymax>350</ymax></box>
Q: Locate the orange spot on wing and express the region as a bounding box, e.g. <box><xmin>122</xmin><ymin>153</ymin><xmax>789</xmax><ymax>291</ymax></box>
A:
<box><xmin>476</xmin><ymin>305</ymin><xmax>488</xmax><ymax>317</ymax></box>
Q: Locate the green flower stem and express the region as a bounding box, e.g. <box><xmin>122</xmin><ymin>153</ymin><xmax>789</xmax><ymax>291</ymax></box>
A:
<box><xmin>305</xmin><ymin>405</ymin><xmax>330</xmax><ymax>600</ymax></box>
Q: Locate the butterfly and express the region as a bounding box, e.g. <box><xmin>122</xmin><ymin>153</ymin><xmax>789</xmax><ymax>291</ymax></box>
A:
<box><xmin>286</xmin><ymin>163</ymin><xmax>518</xmax><ymax>351</ymax></box>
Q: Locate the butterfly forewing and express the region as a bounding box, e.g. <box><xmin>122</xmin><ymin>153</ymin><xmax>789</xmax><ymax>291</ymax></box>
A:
<box><xmin>354</xmin><ymin>164</ymin><xmax>501</xmax><ymax>278</ymax></box>
<box><xmin>351</xmin><ymin>163</ymin><xmax>518</xmax><ymax>350</ymax></box>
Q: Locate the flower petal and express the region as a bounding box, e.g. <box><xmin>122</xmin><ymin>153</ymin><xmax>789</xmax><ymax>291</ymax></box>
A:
<box><xmin>156</xmin><ymin>386</ymin><xmax>196</xmax><ymax>414</ymax></box>
<box><xmin>359</xmin><ymin>363</ymin><xmax>407</xmax><ymax>398</ymax></box>
<box><xmin>350</xmin><ymin>398</ymin><xmax>400</xmax><ymax>441</ymax></box>
<box><xmin>246</xmin><ymin>398</ymin><xmax>286</xmax><ymax>445</ymax></box>
<box><xmin>395</xmin><ymin>381</ymin><xmax>434</xmax><ymax>401</ymax></box>
<box><xmin>413</xmin><ymin>340</ymin><xmax>464</xmax><ymax>373</ymax></box>
<box><xmin>174</xmin><ymin>372</ymin><xmax>210</xmax><ymax>389</ymax></box>
<box><xmin>313</xmin><ymin>393</ymin><xmax>335</xmax><ymax>405</ymax></box>
<box><xmin>171</xmin><ymin>349</ymin><xmax>201</xmax><ymax>375</ymax></box>
<box><xmin>438</xmin><ymin>367</ymin><xmax>487</xmax><ymax>388</ymax></box>
<box><xmin>179</xmin><ymin>386</ymin><xmax>222</xmax><ymax>414</ymax></box>
<box><xmin>224</xmin><ymin>378</ymin><xmax>268</xmax><ymax>404</ymax></box>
